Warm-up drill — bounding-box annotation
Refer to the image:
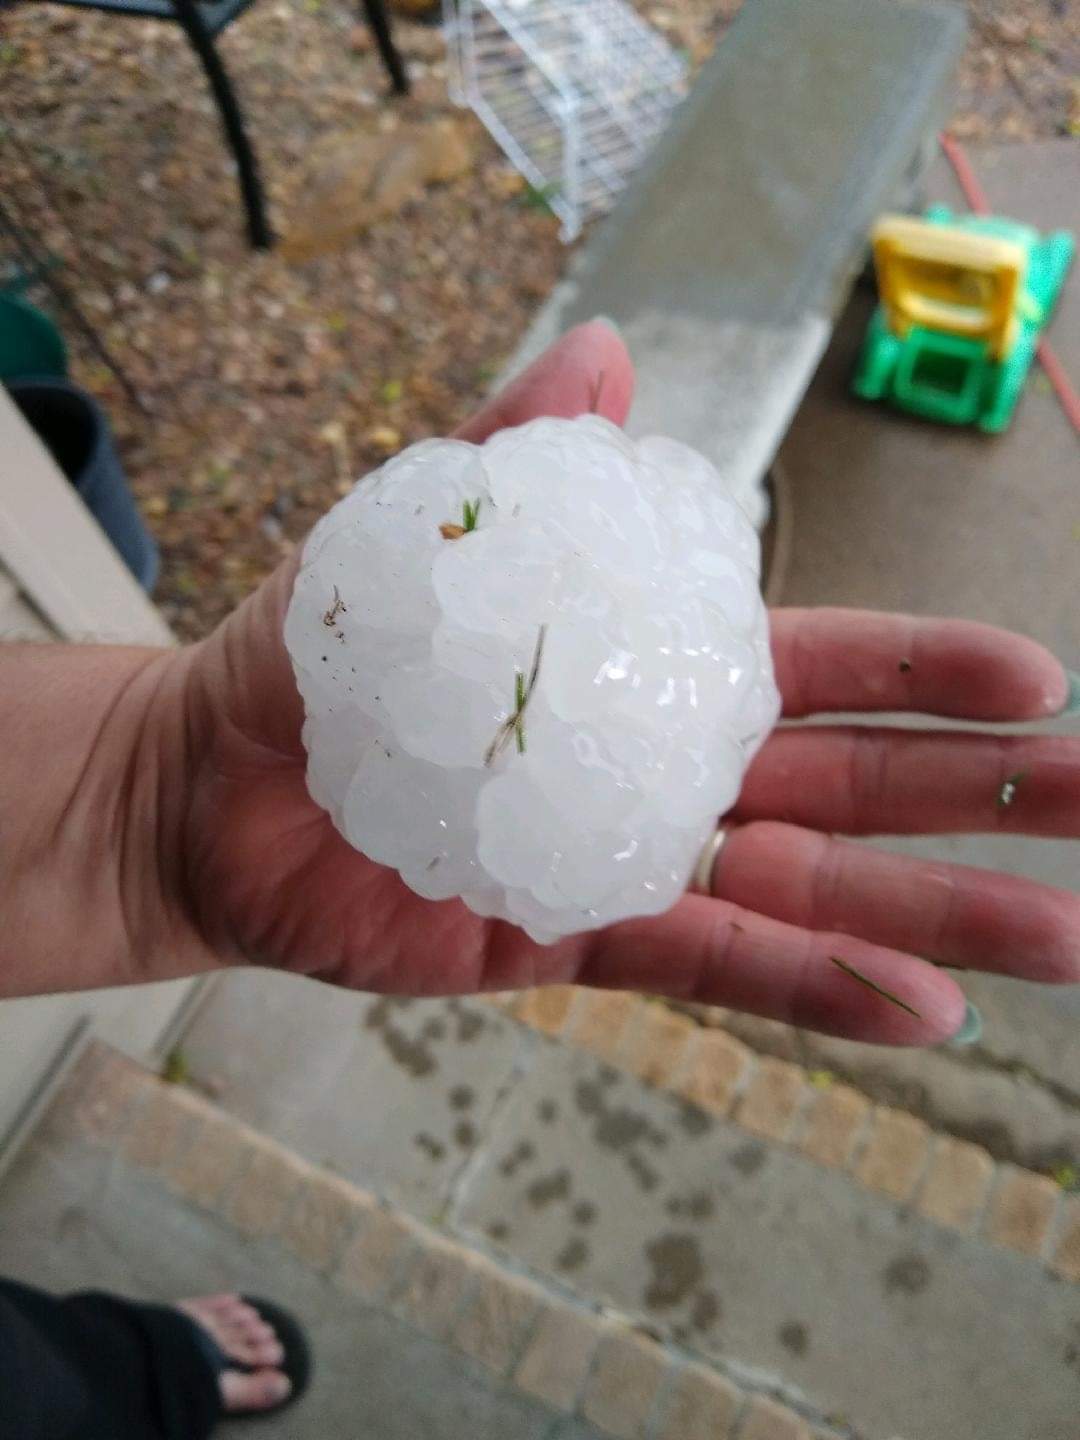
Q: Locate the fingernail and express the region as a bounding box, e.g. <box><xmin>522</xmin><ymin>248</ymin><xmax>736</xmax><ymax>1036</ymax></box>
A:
<box><xmin>1060</xmin><ymin>670</ymin><xmax>1080</xmax><ymax>717</ymax></box>
<box><xmin>949</xmin><ymin>1000</ymin><xmax>982</xmax><ymax>1047</ymax></box>
<box><xmin>267</xmin><ymin>1373</ymin><xmax>292</xmax><ymax>1404</ymax></box>
<box><xmin>589</xmin><ymin>314</ymin><xmax>623</xmax><ymax>339</ymax></box>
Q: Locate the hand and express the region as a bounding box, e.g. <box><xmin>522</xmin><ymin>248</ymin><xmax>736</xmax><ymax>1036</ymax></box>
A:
<box><xmin>173</xmin><ymin>323</ymin><xmax>1080</xmax><ymax>1046</ymax></box>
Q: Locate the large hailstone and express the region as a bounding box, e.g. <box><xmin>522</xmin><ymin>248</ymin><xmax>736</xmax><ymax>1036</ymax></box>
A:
<box><xmin>285</xmin><ymin>415</ymin><xmax>780</xmax><ymax>943</ymax></box>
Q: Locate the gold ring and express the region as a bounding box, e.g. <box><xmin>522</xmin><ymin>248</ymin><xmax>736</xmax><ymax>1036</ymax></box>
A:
<box><xmin>691</xmin><ymin>825</ymin><xmax>730</xmax><ymax>895</ymax></box>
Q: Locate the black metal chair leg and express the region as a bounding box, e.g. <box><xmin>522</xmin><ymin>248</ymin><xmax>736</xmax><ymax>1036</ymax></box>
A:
<box><xmin>361</xmin><ymin>0</ymin><xmax>409</xmax><ymax>95</ymax></box>
<box><xmin>171</xmin><ymin>0</ymin><xmax>274</xmax><ymax>248</ymax></box>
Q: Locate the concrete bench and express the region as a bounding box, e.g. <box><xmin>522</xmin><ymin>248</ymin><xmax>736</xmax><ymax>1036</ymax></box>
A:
<box><xmin>506</xmin><ymin>0</ymin><xmax>966</xmax><ymax>530</ymax></box>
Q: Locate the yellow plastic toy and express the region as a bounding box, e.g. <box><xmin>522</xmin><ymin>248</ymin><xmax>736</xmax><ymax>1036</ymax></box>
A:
<box><xmin>853</xmin><ymin>206</ymin><xmax>1074</xmax><ymax>431</ymax></box>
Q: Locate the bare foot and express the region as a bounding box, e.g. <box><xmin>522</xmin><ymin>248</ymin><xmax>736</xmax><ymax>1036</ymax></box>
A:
<box><xmin>176</xmin><ymin>1294</ymin><xmax>291</xmax><ymax>1412</ymax></box>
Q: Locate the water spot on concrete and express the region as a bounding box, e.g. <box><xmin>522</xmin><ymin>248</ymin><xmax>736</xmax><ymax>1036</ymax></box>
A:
<box><xmin>455</xmin><ymin>1009</ymin><xmax>485</xmax><ymax>1043</ymax></box>
<box><xmin>414</xmin><ymin>1132</ymin><xmax>446</xmax><ymax>1161</ymax></box>
<box><xmin>598</xmin><ymin>1110</ymin><xmax>653</xmax><ymax>1150</ymax></box>
<box><xmin>527</xmin><ymin>1168</ymin><xmax>572</xmax><ymax>1209</ymax></box>
<box><xmin>422</xmin><ymin>1017</ymin><xmax>447</xmax><ymax>1042</ymax></box>
<box><xmin>538</xmin><ymin>1099</ymin><xmax>559</xmax><ymax>1124</ymax></box>
<box><xmin>575</xmin><ymin>1079</ymin><xmax>663</xmax><ymax>1151</ymax></box>
<box><xmin>883</xmin><ymin>1253</ymin><xmax>931</xmax><ymax>1295</ymax></box>
<box><xmin>365</xmin><ymin>998</ymin><xmax>439</xmax><ymax>1078</ymax></box>
<box><xmin>56</xmin><ymin>1205</ymin><xmax>89</xmax><ymax>1243</ymax></box>
<box><xmin>572</xmin><ymin>1200</ymin><xmax>597</xmax><ymax>1226</ymax></box>
<box><xmin>691</xmin><ymin>1289</ymin><xmax>721</xmax><ymax>1332</ymax></box>
<box><xmin>453</xmin><ymin>1120</ymin><xmax>476</xmax><ymax>1149</ymax></box>
<box><xmin>576</xmin><ymin>1079</ymin><xmax>603</xmax><ymax>1118</ymax></box>
<box><xmin>449</xmin><ymin>1085</ymin><xmax>474</xmax><ymax>1111</ymax></box>
<box><xmin>488</xmin><ymin>1220</ymin><xmax>510</xmax><ymax>1242</ymax></box>
<box><xmin>498</xmin><ymin>1140</ymin><xmax>536</xmax><ymax>1178</ymax></box>
<box><xmin>779</xmin><ymin>1320</ymin><xmax>809</xmax><ymax>1356</ymax></box>
<box><xmin>556</xmin><ymin>1236</ymin><xmax>590</xmax><ymax>1272</ymax></box>
<box><xmin>627</xmin><ymin>1154</ymin><xmax>660</xmax><ymax>1192</ymax></box>
<box><xmin>643</xmin><ymin>1233</ymin><xmax>705</xmax><ymax>1310</ymax></box>
<box><xmin>674</xmin><ymin>1098</ymin><xmax>713</xmax><ymax>1137</ymax></box>
<box><xmin>730</xmin><ymin>1141</ymin><xmax>767</xmax><ymax>1177</ymax></box>
<box><xmin>666</xmin><ymin>1190</ymin><xmax>715</xmax><ymax>1220</ymax></box>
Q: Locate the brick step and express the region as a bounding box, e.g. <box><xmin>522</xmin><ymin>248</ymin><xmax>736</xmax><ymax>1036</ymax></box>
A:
<box><xmin>174</xmin><ymin>972</ymin><xmax>1079</xmax><ymax>1440</ymax></box>
<box><xmin>0</xmin><ymin>1038</ymin><xmax>859</xmax><ymax>1440</ymax></box>
<box><xmin>676</xmin><ymin>995</ymin><xmax>1080</xmax><ymax>1182</ymax></box>
<box><xmin>498</xmin><ymin>986</ymin><xmax>1080</xmax><ymax>1277</ymax></box>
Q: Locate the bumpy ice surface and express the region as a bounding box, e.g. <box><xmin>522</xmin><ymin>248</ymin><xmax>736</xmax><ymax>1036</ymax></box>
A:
<box><xmin>285</xmin><ymin>416</ymin><xmax>780</xmax><ymax>943</ymax></box>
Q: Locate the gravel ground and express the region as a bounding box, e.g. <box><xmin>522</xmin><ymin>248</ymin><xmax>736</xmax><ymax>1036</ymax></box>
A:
<box><xmin>2</xmin><ymin>0</ymin><xmax>1076</xmax><ymax>638</ymax></box>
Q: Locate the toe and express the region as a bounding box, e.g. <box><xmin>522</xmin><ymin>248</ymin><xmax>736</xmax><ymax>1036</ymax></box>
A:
<box><xmin>194</xmin><ymin>1294</ymin><xmax>243</xmax><ymax>1316</ymax></box>
<box><xmin>220</xmin><ymin>1368</ymin><xmax>291</xmax><ymax>1413</ymax></box>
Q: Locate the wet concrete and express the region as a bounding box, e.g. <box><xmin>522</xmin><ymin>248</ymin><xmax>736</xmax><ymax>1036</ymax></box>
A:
<box><xmin>0</xmin><ymin>1118</ymin><xmax>577</xmax><ymax>1440</ymax></box>
<box><xmin>453</xmin><ymin>1039</ymin><xmax>1079</xmax><ymax>1440</ymax></box>
<box><xmin>179</xmin><ymin>972</ymin><xmax>528</xmax><ymax>1220</ymax></box>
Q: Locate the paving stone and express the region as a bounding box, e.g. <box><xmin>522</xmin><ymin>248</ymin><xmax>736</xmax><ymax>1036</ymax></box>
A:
<box><xmin>279</xmin><ymin>1167</ymin><xmax>370</xmax><ymax>1271</ymax></box>
<box><xmin>122</xmin><ymin>1078</ymin><xmax>200</xmax><ymax>1173</ymax></box>
<box><xmin>1050</xmin><ymin>1196</ymin><xmax>1080</xmax><ymax>1282</ymax></box>
<box><xmin>739</xmin><ymin>1395</ymin><xmax>813</xmax><ymax>1440</ymax></box>
<box><xmin>654</xmin><ymin>1361</ymin><xmax>742</xmax><ymax>1440</ymax></box>
<box><xmin>581</xmin><ymin>1326</ymin><xmax>670</xmax><ymax>1439</ymax></box>
<box><xmin>854</xmin><ymin>1108</ymin><xmax>931</xmax><ymax>1203</ymax></box>
<box><xmin>42</xmin><ymin>1042</ymin><xmax>148</xmax><ymax>1146</ymax></box>
<box><xmin>337</xmin><ymin>1207</ymin><xmax>418</xmax><ymax>1301</ymax></box>
<box><xmin>677</xmin><ymin>1029</ymin><xmax>753</xmax><ymax>1116</ymax></box>
<box><xmin>452</xmin><ymin>1256</ymin><xmax>545</xmax><ymax>1376</ymax></box>
<box><xmin>160</xmin><ymin>1100</ymin><xmax>249</xmax><ymax>1209</ymax></box>
<box><xmin>567</xmin><ymin>990</ymin><xmax>638</xmax><ymax>1062</ymax></box>
<box><xmin>389</xmin><ymin>1233</ymin><xmax>479</xmax><ymax>1341</ymax></box>
<box><xmin>798</xmin><ymin>1085</ymin><xmax>870</xmax><ymax>1169</ymax></box>
<box><xmin>513</xmin><ymin>1302</ymin><xmax>603</xmax><ymax>1412</ymax></box>
<box><xmin>916</xmin><ymin>1139</ymin><xmax>994</xmax><ymax>1232</ymax></box>
<box><xmin>623</xmin><ymin>1006</ymin><xmax>696</xmax><ymax>1089</ymax></box>
<box><xmin>225</xmin><ymin>1135</ymin><xmax>311</xmax><ymax>1237</ymax></box>
<box><xmin>514</xmin><ymin>987</ymin><xmax>579</xmax><ymax>1037</ymax></box>
<box><xmin>735</xmin><ymin>1057</ymin><xmax>807</xmax><ymax>1141</ymax></box>
<box><xmin>984</xmin><ymin>1168</ymin><xmax>1060</xmax><ymax>1259</ymax></box>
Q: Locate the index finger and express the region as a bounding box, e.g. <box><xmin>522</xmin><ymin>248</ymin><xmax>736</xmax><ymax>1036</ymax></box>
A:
<box><xmin>454</xmin><ymin>319</ymin><xmax>634</xmax><ymax>443</ymax></box>
<box><xmin>771</xmin><ymin>607</ymin><xmax>1071</xmax><ymax>722</ymax></box>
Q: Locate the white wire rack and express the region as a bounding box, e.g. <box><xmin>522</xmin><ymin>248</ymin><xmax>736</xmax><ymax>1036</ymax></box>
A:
<box><xmin>442</xmin><ymin>0</ymin><xmax>688</xmax><ymax>240</ymax></box>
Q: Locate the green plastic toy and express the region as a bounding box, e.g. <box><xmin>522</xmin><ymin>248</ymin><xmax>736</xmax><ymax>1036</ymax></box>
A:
<box><xmin>853</xmin><ymin>205</ymin><xmax>1074</xmax><ymax>432</ymax></box>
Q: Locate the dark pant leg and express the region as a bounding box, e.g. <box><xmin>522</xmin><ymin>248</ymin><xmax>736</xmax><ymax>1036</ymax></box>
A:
<box><xmin>0</xmin><ymin>1278</ymin><xmax>220</xmax><ymax>1440</ymax></box>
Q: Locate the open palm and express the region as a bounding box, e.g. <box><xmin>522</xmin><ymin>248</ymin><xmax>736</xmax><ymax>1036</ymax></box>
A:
<box><xmin>177</xmin><ymin>323</ymin><xmax>1080</xmax><ymax>1046</ymax></box>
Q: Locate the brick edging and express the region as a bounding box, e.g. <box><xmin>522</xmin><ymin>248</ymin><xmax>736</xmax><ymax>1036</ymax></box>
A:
<box><xmin>49</xmin><ymin>1040</ymin><xmax>861</xmax><ymax>1440</ymax></box>
<box><xmin>486</xmin><ymin>987</ymin><xmax>1080</xmax><ymax>1281</ymax></box>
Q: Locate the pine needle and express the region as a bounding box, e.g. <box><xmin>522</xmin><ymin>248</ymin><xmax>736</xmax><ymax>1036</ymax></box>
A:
<box><xmin>485</xmin><ymin>625</ymin><xmax>547</xmax><ymax>766</ymax></box>
<box><xmin>828</xmin><ymin>956</ymin><xmax>922</xmax><ymax>1019</ymax></box>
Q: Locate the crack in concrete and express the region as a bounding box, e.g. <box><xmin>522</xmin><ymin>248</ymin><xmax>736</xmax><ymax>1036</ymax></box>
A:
<box><xmin>440</xmin><ymin>1010</ymin><xmax>543</xmax><ymax>1230</ymax></box>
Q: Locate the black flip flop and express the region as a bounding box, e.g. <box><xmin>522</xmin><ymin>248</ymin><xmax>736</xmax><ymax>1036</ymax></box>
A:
<box><xmin>188</xmin><ymin>1294</ymin><xmax>312</xmax><ymax>1419</ymax></box>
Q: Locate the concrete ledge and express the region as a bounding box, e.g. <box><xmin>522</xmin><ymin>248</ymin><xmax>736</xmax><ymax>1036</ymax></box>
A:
<box><xmin>502</xmin><ymin>0</ymin><xmax>966</xmax><ymax>527</ymax></box>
